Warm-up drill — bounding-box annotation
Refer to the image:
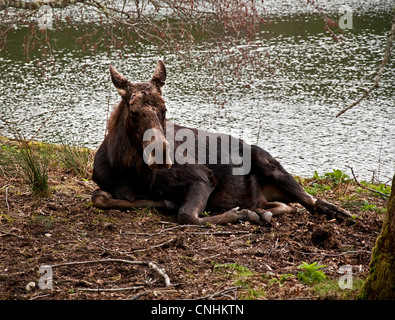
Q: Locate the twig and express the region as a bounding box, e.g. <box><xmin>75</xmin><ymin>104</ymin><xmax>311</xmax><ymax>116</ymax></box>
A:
<box><xmin>5</xmin><ymin>186</ymin><xmax>10</xmax><ymax>213</ymax></box>
<box><xmin>128</xmin><ymin>289</ymin><xmax>151</xmax><ymax>300</ymax></box>
<box><xmin>98</xmin><ymin>239</ymin><xmax>175</xmax><ymax>254</ymax></box>
<box><xmin>336</xmin><ymin>6</ymin><xmax>395</xmax><ymax>117</ymax></box>
<box><xmin>188</xmin><ymin>230</ymin><xmax>250</xmax><ymax>236</ymax></box>
<box><xmin>348</xmin><ymin>166</ymin><xmax>389</xmax><ymax>198</ymax></box>
<box><xmin>100</xmin><ymin>238</ymin><xmax>176</xmax><ymax>255</ymax></box>
<box><xmin>147</xmin><ymin>261</ymin><xmax>171</xmax><ymax>287</ymax></box>
<box><xmin>195</xmin><ymin>286</ymin><xmax>241</xmax><ymax>300</ymax></box>
<box><xmin>0</xmin><ymin>228</ymin><xmax>24</xmax><ymax>239</ymax></box>
<box><xmin>303</xmin><ymin>0</ymin><xmax>342</xmax><ymax>42</ymax></box>
<box><xmin>50</xmin><ymin>258</ymin><xmax>171</xmax><ymax>287</ymax></box>
<box><xmin>105</xmin><ymin>76</ymin><xmax>112</xmax><ymax>138</ymax></box>
<box><xmin>131</xmin><ymin>238</ymin><xmax>175</xmax><ymax>253</ymax></box>
<box><xmin>77</xmin><ymin>286</ymin><xmax>144</xmax><ymax>293</ymax></box>
<box><xmin>293</xmin><ymin>248</ymin><xmax>371</xmax><ymax>257</ymax></box>
<box><xmin>122</xmin><ymin>223</ymin><xmax>207</xmax><ymax>237</ymax></box>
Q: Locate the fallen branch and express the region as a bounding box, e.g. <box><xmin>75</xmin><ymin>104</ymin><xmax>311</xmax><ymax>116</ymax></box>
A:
<box><xmin>50</xmin><ymin>258</ymin><xmax>171</xmax><ymax>287</ymax></box>
<box><xmin>128</xmin><ymin>289</ymin><xmax>151</xmax><ymax>300</ymax></box>
<box><xmin>0</xmin><ymin>0</ymin><xmax>85</xmax><ymax>11</ymax></box>
<box><xmin>4</xmin><ymin>186</ymin><xmax>10</xmax><ymax>213</ymax></box>
<box><xmin>195</xmin><ymin>286</ymin><xmax>241</xmax><ymax>300</ymax></box>
<box><xmin>336</xmin><ymin>6</ymin><xmax>395</xmax><ymax>117</ymax></box>
<box><xmin>0</xmin><ymin>228</ymin><xmax>24</xmax><ymax>239</ymax></box>
<box><xmin>189</xmin><ymin>230</ymin><xmax>251</xmax><ymax>236</ymax></box>
<box><xmin>77</xmin><ymin>285</ymin><xmax>144</xmax><ymax>293</ymax></box>
<box><xmin>122</xmin><ymin>223</ymin><xmax>208</xmax><ymax>237</ymax></box>
<box><xmin>98</xmin><ymin>238</ymin><xmax>175</xmax><ymax>255</ymax></box>
<box><xmin>293</xmin><ymin>248</ymin><xmax>371</xmax><ymax>257</ymax></box>
<box><xmin>348</xmin><ymin>166</ymin><xmax>389</xmax><ymax>198</ymax></box>
<box><xmin>131</xmin><ymin>238</ymin><xmax>175</xmax><ymax>253</ymax></box>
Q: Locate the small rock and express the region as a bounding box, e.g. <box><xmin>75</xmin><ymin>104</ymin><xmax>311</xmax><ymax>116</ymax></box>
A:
<box><xmin>26</xmin><ymin>281</ymin><xmax>36</xmax><ymax>292</ymax></box>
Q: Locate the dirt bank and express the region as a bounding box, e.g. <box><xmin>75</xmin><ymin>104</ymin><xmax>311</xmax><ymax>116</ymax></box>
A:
<box><xmin>0</xmin><ymin>140</ymin><xmax>389</xmax><ymax>300</ymax></box>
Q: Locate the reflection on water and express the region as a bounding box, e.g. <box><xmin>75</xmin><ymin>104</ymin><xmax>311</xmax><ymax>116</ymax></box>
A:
<box><xmin>0</xmin><ymin>2</ymin><xmax>394</xmax><ymax>181</ymax></box>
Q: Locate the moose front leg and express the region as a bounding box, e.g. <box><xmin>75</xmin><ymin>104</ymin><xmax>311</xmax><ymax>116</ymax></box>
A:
<box><xmin>92</xmin><ymin>189</ymin><xmax>175</xmax><ymax>211</ymax></box>
<box><xmin>177</xmin><ymin>183</ymin><xmax>261</xmax><ymax>225</ymax></box>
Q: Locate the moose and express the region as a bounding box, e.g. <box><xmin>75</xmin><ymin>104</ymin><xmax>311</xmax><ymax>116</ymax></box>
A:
<box><xmin>92</xmin><ymin>60</ymin><xmax>351</xmax><ymax>225</ymax></box>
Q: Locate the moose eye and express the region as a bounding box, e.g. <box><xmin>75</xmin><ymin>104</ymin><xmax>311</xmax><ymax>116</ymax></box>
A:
<box><xmin>129</xmin><ymin>94</ymin><xmax>136</xmax><ymax>103</ymax></box>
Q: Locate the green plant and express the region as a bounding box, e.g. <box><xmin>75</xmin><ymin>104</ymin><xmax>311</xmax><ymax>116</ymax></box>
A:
<box><xmin>361</xmin><ymin>200</ymin><xmax>378</xmax><ymax>212</ymax></box>
<box><xmin>239</xmin><ymin>286</ymin><xmax>266</xmax><ymax>300</ymax></box>
<box><xmin>57</xmin><ymin>139</ymin><xmax>91</xmax><ymax>178</ymax></box>
<box><xmin>304</xmin><ymin>183</ymin><xmax>331</xmax><ymax>195</ymax></box>
<box><xmin>297</xmin><ymin>261</ymin><xmax>327</xmax><ymax>285</ymax></box>
<box><xmin>0</xmin><ymin>143</ymin><xmax>19</xmax><ymax>175</ymax></box>
<box><xmin>29</xmin><ymin>214</ymin><xmax>54</xmax><ymax>230</ymax></box>
<box><xmin>18</xmin><ymin>142</ymin><xmax>50</xmax><ymax>196</ymax></box>
<box><xmin>324</xmin><ymin>169</ymin><xmax>351</xmax><ymax>185</ymax></box>
<box><xmin>312</xmin><ymin>170</ymin><xmax>322</xmax><ymax>180</ymax></box>
<box><xmin>268</xmin><ymin>273</ymin><xmax>294</xmax><ymax>287</ymax></box>
<box><xmin>214</xmin><ymin>263</ymin><xmax>253</xmax><ymax>277</ymax></box>
<box><xmin>359</xmin><ymin>181</ymin><xmax>391</xmax><ymax>199</ymax></box>
<box><xmin>1</xmin><ymin>138</ymin><xmax>50</xmax><ymax>196</ymax></box>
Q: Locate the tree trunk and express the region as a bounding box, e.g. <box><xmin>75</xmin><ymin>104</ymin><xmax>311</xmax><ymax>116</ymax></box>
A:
<box><xmin>358</xmin><ymin>174</ymin><xmax>395</xmax><ymax>299</ymax></box>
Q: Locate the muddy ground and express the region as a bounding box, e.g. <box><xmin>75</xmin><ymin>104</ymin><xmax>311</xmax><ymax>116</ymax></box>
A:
<box><xmin>0</xmin><ymin>143</ymin><xmax>389</xmax><ymax>300</ymax></box>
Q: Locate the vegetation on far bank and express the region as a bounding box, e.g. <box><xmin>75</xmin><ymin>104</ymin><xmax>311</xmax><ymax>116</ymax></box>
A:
<box><xmin>0</xmin><ymin>137</ymin><xmax>390</xmax><ymax>300</ymax></box>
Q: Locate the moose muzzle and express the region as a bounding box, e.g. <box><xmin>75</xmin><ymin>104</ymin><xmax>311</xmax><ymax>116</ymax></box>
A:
<box><xmin>143</xmin><ymin>129</ymin><xmax>172</xmax><ymax>169</ymax></box>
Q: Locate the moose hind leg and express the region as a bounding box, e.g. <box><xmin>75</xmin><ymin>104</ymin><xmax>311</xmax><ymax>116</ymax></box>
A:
<box><xmin>252</xmin><ymin>146</ymin><xmax>350</xmax><ymax>220</ymax></box>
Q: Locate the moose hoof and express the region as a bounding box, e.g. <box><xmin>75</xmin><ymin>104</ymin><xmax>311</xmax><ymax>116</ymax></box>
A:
<box><xmin>163</xmin><ymin>200</ymin><xmax>176</xmax><ymax>210</ymax></box>
<box><xmin>261</xmin><ymin>211</ymin><xmax>272</xmax><ymax>223</ymax></box>
<box><xmin>315</xmin><ymin>199</ymin><xmax>351</xmax><ymax>220</ymax></box>
<box><xmin>237</xmin><ymin>208</ymin><xmax>262</xmax><ymax>224</ymax></box>
<box><xmin>91</xmin><ymin>189</ymin><xmax>113</xmax><ymax>209</ymax></box>
<box><xmin>227</xmin><ymin>207</ymin><xmax>261</xmax><ymax>224</ymax></box>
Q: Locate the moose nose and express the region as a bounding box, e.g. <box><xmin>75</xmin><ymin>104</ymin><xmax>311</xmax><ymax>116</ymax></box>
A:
<box><xmin>144</xmin><ymin>138</ymin><xmax>172</xmax><ymax>170</ymax></box>
<box><xmin>148</xmin><ymin>161</ymin><xmax>172</xmax><ymax>170</ymax></box>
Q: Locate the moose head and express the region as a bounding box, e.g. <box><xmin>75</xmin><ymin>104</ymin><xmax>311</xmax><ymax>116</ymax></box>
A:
<box><xmin>109</xmin><ymin>60</ymin><xmax>172</xmax><ymax>169</ymax></box>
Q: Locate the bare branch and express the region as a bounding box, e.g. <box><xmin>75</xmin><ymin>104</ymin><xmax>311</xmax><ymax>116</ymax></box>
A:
<box><xmin>50</xmin><ymin>258</ymin><xmax>172</xmax><ymax>287</ymax></box>
<box><xmin>347</xmin><ymin>166</ymin><xmax>389</xmax><ymax>198</ymax></box>
<box><xmin>0</xmin><ymin>0</ymin><xmax>85</xmax><ymax>11</ymax></box>
<box><xmin>77</xmin><ymin>285</ymin><xmax>144</xmax><ymax>292</ymax></box>
<box><xmin>195</xmin><ymin>285</ymin><xmax>241</xmax><ymax>300</ymax></box>
<box><xmin>336</xmin><ymin>6</ymin><xmax>395</xmax><ymax>117</ymax></box>
<box><xmin>304</xmin><ymin>0</ymin><xmax>343</xmax><ymax>42</ymax></box>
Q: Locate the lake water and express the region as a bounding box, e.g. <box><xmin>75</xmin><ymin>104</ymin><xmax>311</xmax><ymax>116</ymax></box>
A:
<box><xmin>0</xmin><ymin>0</ymin><xmax>394</xmax><ymax>182</ymax></box>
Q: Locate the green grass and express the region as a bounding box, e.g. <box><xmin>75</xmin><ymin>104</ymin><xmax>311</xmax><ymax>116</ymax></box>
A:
<box><xmin>214</xmin><ymin>263</ymin><xmax>253</xmax><ymax>277</ymax></box>
<box><xmin>1</xmin><ymin>137</ymin><xmax>94</xmax><ymax>196</ymax></box>
<box><xmin>312</xmin><ymin>279</ymin><xmax>364</xmax><ymax>299</ymax></box>
<box><xmin>57</xmin><ymin>139</ymin><xmax>92</xmax><ymax>178</ymax></box>
<box><xmin>214</xmin><ymin>262</ymin><xmax>265</xmax><ymax>299</ymax></box>
<box><xmin>16</xmin><ymin>141</ymin><xmax>50</xmax><ymax>197</ymax></box>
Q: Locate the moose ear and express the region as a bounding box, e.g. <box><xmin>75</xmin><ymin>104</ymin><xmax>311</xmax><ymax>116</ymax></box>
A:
<box><xmin>150</xmin><ymin>60</ymin><xmax>166</xmax><ymax>93</ymax></box>
<box><xmin>109</xmin><ymin>65</ymin><xmax>129</xmax><ymax>98</ymax></box>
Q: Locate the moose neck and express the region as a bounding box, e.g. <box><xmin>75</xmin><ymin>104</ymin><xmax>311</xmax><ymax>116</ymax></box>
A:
<box><xmin>107</xmin><ymin>100</ymin><xmax>146</xmax><ymax>174</ymax></box>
